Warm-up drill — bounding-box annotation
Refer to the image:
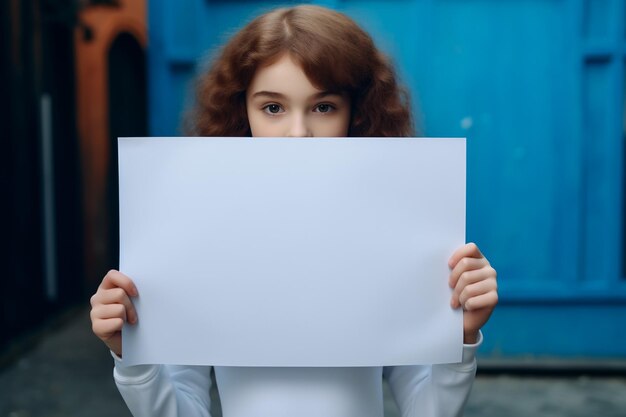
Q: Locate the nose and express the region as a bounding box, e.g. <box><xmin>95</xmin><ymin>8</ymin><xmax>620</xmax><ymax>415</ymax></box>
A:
<box><xmin>286</xmin><ymin>114</ymin><xmax>312</xmax><ymax>137</ymax></box>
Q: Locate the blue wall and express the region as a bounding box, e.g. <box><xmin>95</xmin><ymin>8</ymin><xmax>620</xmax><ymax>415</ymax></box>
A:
<box><xmin>147</xmin><ymin>0</ymin><xmax>626</xmax><ymax>360</ymax></box>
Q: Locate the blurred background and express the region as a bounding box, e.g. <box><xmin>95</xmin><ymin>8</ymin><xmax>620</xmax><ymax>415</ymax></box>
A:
<box><xmin>1</xmin><ymin>0</ymin><xmax>625</xmax><ymax>416</ymax></box>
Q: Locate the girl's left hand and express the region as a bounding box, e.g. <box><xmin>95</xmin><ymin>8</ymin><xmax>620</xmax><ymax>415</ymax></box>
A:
<box><xmin>448</xmin><ymin>242</ymin><xmax>498</xmax><ymax>344</ymax></box>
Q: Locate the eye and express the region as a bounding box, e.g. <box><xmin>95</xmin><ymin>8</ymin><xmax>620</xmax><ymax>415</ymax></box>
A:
<box><xmin>314</xmin><ymin>103</ymin><xmax>335</xmax><ymax>113</ymax></box>
<box><xmin>262</xmin><ymin>104</ymin><xmax>284</xmax><ymax>115</ymax></box>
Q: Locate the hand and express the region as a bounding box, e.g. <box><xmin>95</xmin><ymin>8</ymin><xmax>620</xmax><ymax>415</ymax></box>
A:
<box><xmin>90</xmin><ymin>270</ymin><xmax>139</xmax><ymax>357</ymax></box>
<box><xmin>448</xmin><ymin>243</ymin><xmax>498</xmax><ymax>344</ymax></box>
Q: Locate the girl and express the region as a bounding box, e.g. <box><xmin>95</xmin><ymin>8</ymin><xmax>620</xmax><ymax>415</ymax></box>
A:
<box><xmin>90</xmin><ymin>5</ymin><xmax>498</xmax><ymax>417</ymax></box>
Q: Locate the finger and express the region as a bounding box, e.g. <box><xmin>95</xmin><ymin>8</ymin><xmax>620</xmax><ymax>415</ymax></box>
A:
<box><xmin>451</xmin><ymin>266</ymin><xmax>496</xmax><ymax>307</ymax></box>
<box><xmin>449</xmin><ymin>257</ymin><xmax>489</xmax><ymax>288</ymax></box>
<box><xmin>458</xmin><ymin>277</ymin><xmax>498</xmax><ymax>308</ymax></box>
<box><xmin>91</xmin><ymin>303</ymin><xmax>128</xmax><ymax>322</ymax></box>
<box><xmin>92</xmin><ymin>317</ymin><xmax>124</xmax><ymax>340</ymax></box>
<box><xmin>448</xmin><ymin>242</ymin><xmax>484</xmax><ymax>269</ymax></box>
<box><xmin>97</xmin><ymin>288</ymin><xmax>138</xmax><ymax>324</ymax></box>
<box><xmin>100</xmin><ymin>270</ymin><xmax>138</xmax><ymax>297</ymax></box>
<box><xmin>462</xmin><ymin>290</ymin><xmax>498</xmax><ymax>311</ymax></box>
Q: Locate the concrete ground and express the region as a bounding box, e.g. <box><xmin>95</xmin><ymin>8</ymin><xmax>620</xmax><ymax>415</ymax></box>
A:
<box><xmin>1</xmin><ymin>309</ymin><xmax>626</xmax><ymax>417</ymax></box>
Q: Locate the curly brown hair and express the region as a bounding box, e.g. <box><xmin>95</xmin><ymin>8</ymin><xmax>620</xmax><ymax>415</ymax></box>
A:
<box><xmin>185</xmin><ymin>5</ymin><xmax>415</xmax><ymax>137</ymax></box>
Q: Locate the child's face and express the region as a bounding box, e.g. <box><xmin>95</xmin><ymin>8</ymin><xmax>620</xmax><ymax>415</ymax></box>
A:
<box><xmin>246</xmin><ymin>54</ymin><xmax>351</xmax><ymax>137</ymax></box>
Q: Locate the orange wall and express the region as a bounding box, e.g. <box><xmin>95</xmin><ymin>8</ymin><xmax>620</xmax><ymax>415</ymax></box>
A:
<box><xmin>75</xmin><ymin>0</ymin><xmax>146</xmax><ymax>287</ymax></box>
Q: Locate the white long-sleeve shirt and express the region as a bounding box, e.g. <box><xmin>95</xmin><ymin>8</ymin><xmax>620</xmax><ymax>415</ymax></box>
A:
<box><xmin>112</xmin><ymin>333</ymin><xmax>481</xmax><ymax>417</ymax></box>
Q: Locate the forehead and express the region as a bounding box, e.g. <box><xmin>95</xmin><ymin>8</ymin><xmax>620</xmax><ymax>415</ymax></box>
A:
<box><xmin>248</xmin><ymin>54</ymin><xmax>322</xmax><ymax>96</ymax></box>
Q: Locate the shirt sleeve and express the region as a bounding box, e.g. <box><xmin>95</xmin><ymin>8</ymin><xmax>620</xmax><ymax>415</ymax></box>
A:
<box><xmin>383</xmin><ymin>331</ymin><xmax>482</xmax><ymax>417</ymax></box>
<box><xmin>112</xmin><ymin>352</ymin><xmax>213</xmax><ymax>417</ymax></box>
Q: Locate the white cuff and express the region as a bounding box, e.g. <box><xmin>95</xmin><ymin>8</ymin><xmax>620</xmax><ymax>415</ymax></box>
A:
<box><xmin>111</xmin><ymin>350</ymin><xmax>161</xmax><ymax>384</ymax></box>
<box><xmin>444</xmin><ymin>330</ymin><xmax>483</xmax><ymax>372</ymax></box>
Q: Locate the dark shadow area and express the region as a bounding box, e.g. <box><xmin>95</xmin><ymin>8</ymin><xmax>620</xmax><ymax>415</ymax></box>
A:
<box><xmin>0</xmin><ymin>0</ymin><xmax>84</xmax><ymax>364</ymax></box>
<box><xmin>106</xmin><ymin>32</ymin><xmax>148</xmax><ymax>269</ymax></box>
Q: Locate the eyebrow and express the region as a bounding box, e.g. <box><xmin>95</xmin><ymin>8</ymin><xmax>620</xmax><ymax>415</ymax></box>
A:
<box><xmin>250</xmin><ymin>90</ymin><xmax>342</xmax><ymax>100</ymax></box>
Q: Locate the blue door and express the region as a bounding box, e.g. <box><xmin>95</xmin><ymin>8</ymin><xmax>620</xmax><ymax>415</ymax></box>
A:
<box><xmin>147</xmin><ymin>0</ymin><xmax>626</xmax><ymax>360</ymax></box>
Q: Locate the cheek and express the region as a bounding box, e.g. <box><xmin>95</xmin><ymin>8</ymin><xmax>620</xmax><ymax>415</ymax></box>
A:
<box><xmin>246</xmin><ymin>99</ymin><xmax>263</xmax><ymax>137</ymax></box>
<box><xmin>331</xmin><ymin>101</ymin><xmax>352</xmax><ymax>137</ymax></box>
<box><xmin>340</xmin><ymin>112</ymin><xmax>351</xmax><ymax>135</ymax></box>
<box><xmin>247</xmin><ymin>109</ymin><xmax>271</xmax><ymax>137</ymax></box>
<box><xmin>325</xmin><ymin>109</ymin><xmax>351</xmax><ymax>137</ymax></box>
<box><xmin>247</xmin><ymin>112</ymin><xmax>261</xmax><ymax>136</ymax></box>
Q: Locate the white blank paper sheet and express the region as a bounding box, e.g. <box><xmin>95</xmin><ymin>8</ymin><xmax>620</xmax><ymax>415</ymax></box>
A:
<box><xmin>119</xmin><ymin>137</ymin><xmax>466</xmax><ymax>367</ymax></box>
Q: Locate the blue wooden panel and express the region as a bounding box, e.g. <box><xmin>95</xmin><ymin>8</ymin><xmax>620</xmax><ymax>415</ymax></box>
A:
<box><xmin>481</xmin><ymin>303</ymin><xmax>626</xmax><ymax>358</ymax></box>
<box><xmin>582</xmin><ymin>60</ymin><xmax>622</xmax><ymax>286</ymax></box>
<box><xmin>417</xmin><ymin>1</ymin><xmax>578</xmax><ymax>292</ymax></box>
<box><xmin>147</xmin><ymin>0</ymin><xmax>626</xmax><ymax>358</ymax></box>
<box><xmin>584</xmin><ymin>0</ymin><xmax>617</xmax><ymax>39</ymax></box>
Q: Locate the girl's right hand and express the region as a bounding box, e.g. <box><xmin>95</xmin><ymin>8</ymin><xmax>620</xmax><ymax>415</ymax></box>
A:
<box><xmin>89</xmin><ymin>269</ymin><xmax>139</xmax><ymax>357</ymax></box>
